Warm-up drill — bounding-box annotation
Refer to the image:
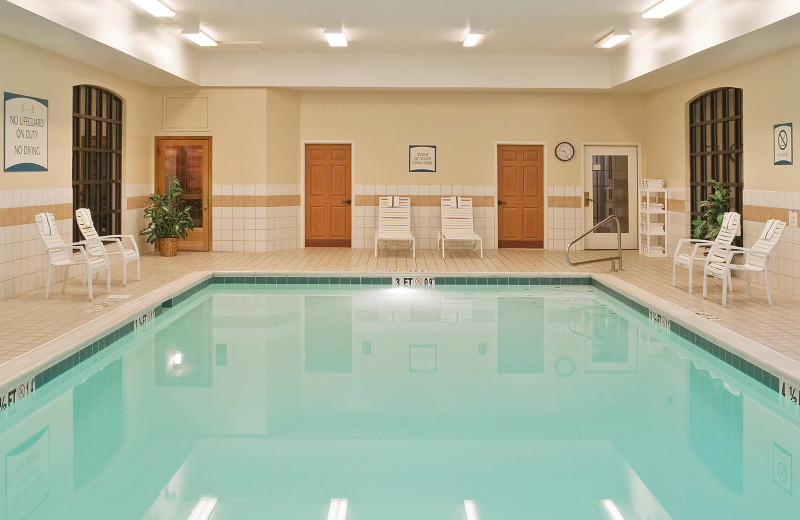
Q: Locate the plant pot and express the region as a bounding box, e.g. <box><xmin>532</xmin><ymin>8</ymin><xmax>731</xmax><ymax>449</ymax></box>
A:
<box><xmin>160</xmin><ymin>237</ymin><xmax>178</xmax><ymax>257</ymax></box>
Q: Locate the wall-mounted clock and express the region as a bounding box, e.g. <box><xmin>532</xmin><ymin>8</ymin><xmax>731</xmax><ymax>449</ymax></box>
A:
<box><xmin>555</xmin><ymin>141</ymin><xmax>575</xmax><ymax>161</ymax></box>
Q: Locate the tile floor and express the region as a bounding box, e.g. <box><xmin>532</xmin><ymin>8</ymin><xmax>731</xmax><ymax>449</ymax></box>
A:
<box><xmin>0</xmin><ymin>247</ymin><xmax>798</xmax><ymax>368</ymax></box>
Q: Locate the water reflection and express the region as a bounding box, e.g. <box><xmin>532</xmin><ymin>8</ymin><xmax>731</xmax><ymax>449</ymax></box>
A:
<box><xmin>0</xmin><ymin>286</ymin><xmax>797</xmax><ymax>519</ymax></box>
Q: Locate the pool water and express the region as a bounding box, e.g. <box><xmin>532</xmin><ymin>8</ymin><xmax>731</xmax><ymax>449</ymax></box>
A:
<box><xmin>1</xmin><ymin>283</ymin><xmax>799</xmax><ymax>520</ymax></box>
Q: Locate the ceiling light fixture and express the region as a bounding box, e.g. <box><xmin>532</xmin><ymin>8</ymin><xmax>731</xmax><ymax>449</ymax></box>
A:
<box><xmin>463</xmin><ymin>29</ymin><xmax>488</xmax><ymax>47</ymax></box>
<box><xmin>324</xmin><ymin>28</ymin><xmax>348</xmax><ymax>47</ymax></box>
<box><xmin>326</xmin><ymin>498</ymin><xmax>348</xmax><ymax>520</ymax></box>
<box><xmin>642</xmin><ymin>0</ymin><xmax>695</xmax><ymax>18</ymax></box>
<box><xmin>594</xmin><ymin>30</ymin><xmax>631</xmax><ymax>49</ymax></box>
<box><xmin>187</xmin><ymin>497</ymin><xmax>218</xmax><ymax>520</ymax></box>
<box><xmin>182</xmin><ymin>28</ymin><xmax>218</xmax><ymax>47</ymax></box>
<box><xmin>129</xmin><ymin>0</ymin><xmax>175</xmax><ymax>18</ymax></box>
<box><xmin>464</xmin><ymin>500</ymin><xmax>480</xmax><ymax>520</ymax></box>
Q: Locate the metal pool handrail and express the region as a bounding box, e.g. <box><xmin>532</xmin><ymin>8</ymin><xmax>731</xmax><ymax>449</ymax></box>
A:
<box><xmin>564</xmin><ymin>215</ymin><xmax>622</xmax><ymax>272</ymax></box>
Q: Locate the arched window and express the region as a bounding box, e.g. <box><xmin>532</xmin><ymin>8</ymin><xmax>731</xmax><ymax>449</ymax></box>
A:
<box><xmin>72</xmin><ymin>85</ymin><xmax>123</xmax><ymax>239</ymax></box>
<box><xmin>689</xmin><ymin>87</ymin><xmax>743</xmax><ymax>226</ymax></box>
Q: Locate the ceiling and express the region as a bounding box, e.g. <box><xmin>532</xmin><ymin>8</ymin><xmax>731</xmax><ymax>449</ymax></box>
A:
<box><xmin>1</xmin><ymin>0</ymin><xmax>799</xmax><ymax>91</ymax></box>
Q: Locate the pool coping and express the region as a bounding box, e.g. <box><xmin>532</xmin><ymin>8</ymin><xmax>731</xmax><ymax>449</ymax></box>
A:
<box><xmin>1</xmin><ymin>271</ymin><xmax>799</xmax><ymax>410</ymax></box>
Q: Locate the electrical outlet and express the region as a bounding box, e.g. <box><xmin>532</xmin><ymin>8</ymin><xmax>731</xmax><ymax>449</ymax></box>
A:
<box><xmin>790</xmin><ymin>210</ymin><xmax>798</xmax><ymax>227</ymax></box>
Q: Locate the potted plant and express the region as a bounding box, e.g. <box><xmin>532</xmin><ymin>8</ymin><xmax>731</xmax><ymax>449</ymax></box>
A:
<box><xmin>140</xmin><ymin>176</ymin><xmax>195</xmax><ymax>257</ymax></box>
<box><xmin>692</xmin><ymin>179</ymin><xmax>731</xmax><ymax>240</ymax></box>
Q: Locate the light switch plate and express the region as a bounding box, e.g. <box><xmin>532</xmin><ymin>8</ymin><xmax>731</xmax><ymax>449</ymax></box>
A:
<box><xmin>789</xmin><ymin>209</ymin><xmax>798</xmax><ymax>227</ymax></box>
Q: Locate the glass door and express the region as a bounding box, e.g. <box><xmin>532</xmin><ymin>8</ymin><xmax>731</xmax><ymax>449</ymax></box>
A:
<box><xmin>155</xmin><ymin>137</ymin><xmax>211</xmax><ymax>251</ymax></box>
<box><xmin>583</xmin><ymin>145</ymin><xmax>638</xmax><ymax>250</ymax></box>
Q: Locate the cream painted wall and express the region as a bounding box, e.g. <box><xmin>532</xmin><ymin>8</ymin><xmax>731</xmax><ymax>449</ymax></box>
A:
<box><xmin>266</xmin><ymin>89</ymin><xmax>301</xmax><ymax>184</ymax></box>
<box><xmin>0</xmin><ymin>34</ymin><xmax>155</xmax><ymax>190</ymax></box>
<box><xmin>644</xmin><ymin>44</ymin><xmax>800</xmax><ymax>191</ymax></box>
<box><xmin>155</xmin><ymin>88</ymin><xmax>268</xmax><ymax>186</ymax></box>
<box><xmin>299</xmin><ymin>91</ymin><xmax>645</xmax><ymax>187</ymax></box>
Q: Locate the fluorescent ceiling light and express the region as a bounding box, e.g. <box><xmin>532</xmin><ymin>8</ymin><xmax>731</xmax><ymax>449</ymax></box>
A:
<box><xmin>327</xmin><ymin>498</ymin><xmax>348</xmax><ymax>520</ymax></box>
<box><xmin>594</xmin><ymin>30</ymin><xmax>631</xmax><ymax>49</ymax></box>
<box><xmin>324</xmin><ymin>28</ymin><xmax>348</xmax><ymax>47</ymax></box>
<box><xmin>182</xmin><ymin>29</ymin><xmax>218</xmax><ymax>47</ymax></box>
<box><xmin>642</xmin><ymin>0</ymin><xmax>695</xmax><ymax>18</ymax></box>
<box><xmin>600</xmin><ymin>499</ymin><xmax>625</xmax><ymax>520</ymax></box>
<box><xmin>464</xmin><ymin>500</ymin><xmax>479</xmax><ymax>520</ymax></box>
<box><xmin>187</xmin><ymin>497</ymin><xmax>218</xmax><ymax>520</ymax></box>
<box><xmin>463</xmin><ymin>30</ymin><xmax>488</xmax><ymax>47</ymax></box>
<box><xmin>129</xmin><ymin>0</ymin><xmax>174</xmax><ymax>18</ymax></box>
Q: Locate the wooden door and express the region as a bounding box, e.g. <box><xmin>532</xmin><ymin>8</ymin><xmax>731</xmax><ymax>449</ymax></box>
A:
<box><xmin>305</xmin><ymin>144</ymin><xmax>352</xmax><ymax>247</ymax></box>
<box><xmin>155</xmin><ymin>137</ymin><xmax>211</xmax><ymax>251</ymax></box>
<box><xmin>497</xmin><ymin>145</ymin><xmax>544</xmax><ymax>248</ymax></box>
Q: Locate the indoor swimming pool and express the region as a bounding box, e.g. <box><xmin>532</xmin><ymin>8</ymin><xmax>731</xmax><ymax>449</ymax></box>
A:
<box><xmin>0</xmin><ymin>278</ymin><xmax>798</xmax><ymax>520</ymax></box>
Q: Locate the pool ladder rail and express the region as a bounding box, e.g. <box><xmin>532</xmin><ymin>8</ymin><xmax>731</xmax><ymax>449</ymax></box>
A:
<box><xmin>564</xmin><ymin>215</ymin><xmax>623</xmax><ymax>272</ymax></box>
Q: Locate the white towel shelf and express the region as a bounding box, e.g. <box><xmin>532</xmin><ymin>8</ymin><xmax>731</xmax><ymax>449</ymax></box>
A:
<box><xmin>639</xmin><ymin>186</ymin><xmax>668</xmax><ymax>257</ymax></box>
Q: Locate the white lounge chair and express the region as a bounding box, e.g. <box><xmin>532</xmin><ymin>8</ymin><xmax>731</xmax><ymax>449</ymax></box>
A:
<box><xmin>76</xmin><ymin>208</ymin><xmax>140</xmax><ymax>286</ymax></box>
<box><xmin>438</xmin><ymin>196</ymin><xmax>483</xmax><ymax>259</ymax></box>
<box><xmin>703</xmin><ymin>219</ymin><xmax>786</xmax><ymax>307</ymax></box>
<box><xmin>672</xmin><ymin>211</ymin><xmax>740</xmax><ymax>293</ymax></box>
<box><xmin>375</xmin><ymin>196</ymin><xmax>415</xmax><ymax>258</ymax></box>
<box><xmin>35</xmin><ymin>212</ymin><xmax>110</xmax><ymax>301</ymax></box>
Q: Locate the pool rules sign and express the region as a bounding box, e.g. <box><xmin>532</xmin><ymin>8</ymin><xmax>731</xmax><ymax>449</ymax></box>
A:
<box><xmin>4</xmin><ymin>92</ymin><xmax>48</xmax><ymax>172</ymax></box>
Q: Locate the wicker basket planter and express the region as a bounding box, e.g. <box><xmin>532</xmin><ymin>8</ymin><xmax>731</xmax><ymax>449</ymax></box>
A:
<box><xmin>159</xmin><ymin>237</ymin><xmax>178</xmax><ymax>257</ymax></box>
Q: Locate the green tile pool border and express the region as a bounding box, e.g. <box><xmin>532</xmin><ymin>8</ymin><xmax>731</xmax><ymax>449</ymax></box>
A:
<box><xmin>16</xmin><ymin>273</ymin><xmax>784</xmax><ymax>405</ymax></box>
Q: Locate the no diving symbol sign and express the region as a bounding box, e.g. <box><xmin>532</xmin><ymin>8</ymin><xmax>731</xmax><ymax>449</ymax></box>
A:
<box><xmin>774</xmin><ymin>123</ymin><xmax>793</xmax><ymax>165</ymax></box>
<box><xmin>779</xmin><ymin>130</ymin><xmax>788</xmax><ymax>150</ymax></box>
<box><xmin>774</xmin><ymin>443</ymin><xmax>793</xmax><ymax>494</ymax></box>
<box><xmin>17</xmin><ymin>384</ymin><xmax>26</xmax><ymax>398</ymax></box>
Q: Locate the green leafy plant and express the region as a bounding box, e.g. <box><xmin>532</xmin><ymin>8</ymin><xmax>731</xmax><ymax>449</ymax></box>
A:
<box><xmin>691</xmin><ymin>179</ymin><xmax>730</xmax><ymax>240</ymax></box>
<box><xmin>140</xmin><ymin>176</ymin><xmax>195</xmax><ymax>244</ymax></box>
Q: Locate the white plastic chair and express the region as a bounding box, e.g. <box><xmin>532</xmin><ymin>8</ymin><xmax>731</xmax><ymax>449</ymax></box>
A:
<box><xmin>375</xmin><ymin>196</ymin><xmax>415</xmax><ymax>258</ymax></box>
<box><xmin>437</xmin><ymin>196</ymin><xmax>483</xmax><ymax>259</ymax></box>
<box><xmin>703</xmin><ymin>219</ymin><xmax>786</xmax><ymax>307</ymax></box>
<box><xmin>672</xmin><ymin>211</ymin><xmax>740</xmax><ymax>293</ymax></box>
<box><xmin>35</xmin><ymin>212</ymin><xmax>110</xmax><ymax>301</ymax></box>
<box><xmin>75</xmin><ymin>208</ymin><xmax>140</xmax><ymax>286</ymax></box>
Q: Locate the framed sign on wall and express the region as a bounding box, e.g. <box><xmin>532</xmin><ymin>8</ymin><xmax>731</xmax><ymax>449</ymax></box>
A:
<box><xmin>409</xmin><ymin>145</ymin><xmax>436</xmax><ymax>172</ymax></box>
<box><xmin>4</xmin><ymin>92</ymin><xmax>48</xmax><ymax>172</ymax></box>
<box><xmin>774</xmin><ymin>123</ymin><xmax>793</xmax><ymax>166</ymax></box>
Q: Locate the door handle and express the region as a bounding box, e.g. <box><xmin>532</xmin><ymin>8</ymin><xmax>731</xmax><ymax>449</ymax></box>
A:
<box><xmin>584</xmin><ymin>192</ymin><xmax>594</xmax><ymax>207</ymax></box>
<box><xmin>342</xmin><ymin>200</ymin><xmax>352</xmax><ymax>204</ymax></box>
<box><xmin>497</xmin><ymin>200</ymin><xmax>506</xmax><ymax>205</ymax></box>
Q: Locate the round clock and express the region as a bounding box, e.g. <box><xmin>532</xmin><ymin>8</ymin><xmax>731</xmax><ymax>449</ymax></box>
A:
<box><xmin>555</xmin><ymin>142</ymin><xmax>575</xmax><ymax>161</ymax></box>
<box><xmin>555</xmin><ymin>357</ymin><xmax>576</xmax><ymax>377</ymax></box>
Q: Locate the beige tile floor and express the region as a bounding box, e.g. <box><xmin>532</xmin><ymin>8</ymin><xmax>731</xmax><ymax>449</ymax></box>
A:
<box><xmin>1</xmin><ymin>247</ymin><xmax>799</xmax><ymax>369</ymax></box>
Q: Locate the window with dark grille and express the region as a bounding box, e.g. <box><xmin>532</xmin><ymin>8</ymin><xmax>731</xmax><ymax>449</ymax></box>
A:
<box><xmin>689</xmin><ymin>87</ymin><xmax>743</xmax><ymax>229</ymax></box>
<box><xmin>72</xmin><ymin>85</ymin><xmax>123</xmax><ymax>239</ymax></box>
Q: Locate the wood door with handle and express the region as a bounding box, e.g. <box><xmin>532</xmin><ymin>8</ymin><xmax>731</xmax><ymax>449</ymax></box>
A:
<box><xmin>305</xmin><ymin>144</ymin><xmax>352</xmax><ymax>247</ymax></box>
<box><xmin>155</xmin><ymin>137</ymin><xmax>211</xmax><ymax>251</ymax></box>
<box><xmin>497</xmin><ymin>145</ymin><xmax>544</xmax><ymax>248</ymax></box>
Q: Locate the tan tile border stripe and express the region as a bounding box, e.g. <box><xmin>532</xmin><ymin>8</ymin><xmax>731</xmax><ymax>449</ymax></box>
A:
<box><xmin>126</xmin><ymin>196</ymin><xmax>151</xmax><ymax>210</ymax></box>
<box><xmin>547</xmin><ymin>196</ymin><xmax>581</xmax><ymax>208</ymax></box>
<box><xmin>0</xmin><ymin>203</ymin><xmax>72</xmax><ymax>227</ymax></box>
<box><xmin>667</xmin><ymin>199</ymin><xmax>687</xmax><ymax>212</ymax></box>
<box><xmin>211</xmin><ymin>195</ymin><xmax>301</xmax><ymax>208</ymax></box>
<box><xmin>743</xmin><ymin>205</ymin><xmax>789</xmax><ymax>223</ymax></box>
<box><xmin>354</xmin><ymin>195</ymin><xmax>494</xmax><ymax>207</ymax></box>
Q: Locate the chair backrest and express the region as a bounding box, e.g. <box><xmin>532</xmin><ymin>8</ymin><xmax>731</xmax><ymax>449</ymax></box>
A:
<box><xmin>75</xmin><ymin>208</ymin><xmax>107</xmax><ymax>257</ymax></box>
<box><xmin>746</xmin><ymin>219</ymin><xmax>786</xmax><ymax>268</ymax></box>
<box><xmin>378</xmin><ymin>196</ymin><xmax>411</xmax><ymax>233</ymax></box>
<box><xmin>714</xmin><ymin>212</ymin><xmax>741</xmax><ymax>245</ymax></box>
<box><xmin>441</xmin><ymin>197</ymin><xmax>475</xmax><ymax>234</ymax></box>
<box><xmin>35</xmin><ymin>212</ymin><xmax>69</xmax><ymax>263</ymax></box>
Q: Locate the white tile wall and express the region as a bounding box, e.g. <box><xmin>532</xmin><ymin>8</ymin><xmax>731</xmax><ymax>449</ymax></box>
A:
<box><xmin>547</xmin><ymin>185</ymin><xmax>583</xmax><ymax>251</ymax></box>
<box><xmin>122</xmin><ymin>184</ymin><xmax>154</xmax><ymax>252</ymax></box>
<box><xmin>667</xmin><ymin>187</ymin><xmax>691</xmax><ymax>257</ymax></box>
<box><xmin>211</xmin><ymin>184</ymin><xmax>302</xmax><ymax>252</ymax></box>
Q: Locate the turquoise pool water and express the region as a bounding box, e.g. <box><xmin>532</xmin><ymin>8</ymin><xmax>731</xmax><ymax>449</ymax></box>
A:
<box><xmin>1</xmin><ymin>283</ymin><xmax>799</xmax><ymax>520</ymax></box>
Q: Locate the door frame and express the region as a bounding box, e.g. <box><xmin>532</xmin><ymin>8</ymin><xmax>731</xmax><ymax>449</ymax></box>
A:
<box><xmin>494</xmin><ymin>141</ymin><xmax>549</xmax><ymax>249</ymax></box>
<box><xmin>580</xmin><ymin>142</ymin><xmax>642</xmax><ymax>249</ymax></box>
<box><xmin>300</xmin><ymin>140</ymin><xmax>356</xmax><ymax>248</ymax></box>
<box><xmin>154</xmin><ymin>136</ymin><xmax>213</xmax><ymax>251</ymax></box>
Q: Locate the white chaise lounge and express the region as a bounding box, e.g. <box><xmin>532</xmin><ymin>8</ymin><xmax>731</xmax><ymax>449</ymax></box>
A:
<box><xmin>375</xmin><ymin>196</ymin><xmax>415</xmax><ymax>258</ymax></box>
<box><xmin>76</xmin><ymin>208</ymin><xmax>141</xmax><ymax>286</ymax></box>
<box><xmin>703</xmin><ymin>218</ymin><xmax>786</xmax><ymax>307</ymax></box>
<box><xmin>672</xmin><ymin>211</ymin><xmax>740</xmax><ymax>293</ymax></box>
<box><xmin>35</xmin><ymin>212</ymin><xmax>110</xmax><ymax>301</ymax></box>
<box><xmin>438</xmin><ymin>196</ymin><xmax>483</xmax><ymax>259</ymax></box>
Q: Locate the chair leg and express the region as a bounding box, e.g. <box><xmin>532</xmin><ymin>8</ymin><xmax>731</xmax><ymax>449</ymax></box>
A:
<box><xmin>62</xmin><ymin>265</ymin><xmax>70</xmax><ymax>293</ymax></box>
<box><xmin>765</xmin><ymin>268</ymin><xmax>772</xmax><ymax>305</ymax></box>
<box><xmin>136</xmin><ymin>257</ymin><xmax>141</xmax><ymax>281</ymax></box>
<box><xmin>442</xmin><ymin>239</ymin><xmax>445</xmax><ymax>259</ymax></box>
<box><xmin>702</xmin><ymin>270</ymin><xmax>708</xmax><ymax>299</ymax></box>
<box><xmin>45</xmin><ymin>265</ymin><xmax>52</xmax><ymax>299</ymax></box>
<box><xmin>722</xmin><ymin>270</ymin><xmax>728</xmax><ymax>307</ymax></box>
<box><xmin>745</xmin><ymin>272</ymin><xmax>752</xmax><ymax>297</ymax></box>
<box><xmin>688</xmin><ymin>264</ymin><xmax>693</xmax><ymax>294</ymax></box>
<box><xmin>479</xmin><ymin>238</ymin><xmax>483</xmax><ymax>259</ymax></box>
<box><xmin>374</xmin><ymin>238</ymin><xmax>378</xmax><ymax>258</ymax></box>
<box><xmin>106</xmin><ymin>268</ymin><xmax>111</xmax><ymax>294</ymax></box>
<box><xmin>672</xmin><ymin>262</ymin><xmax>677</xmax><ymax>287</ymax></box>
<box><xmin>87</xmin><ymin>270</ymin><xmax>93</xmax><ymax>301</ymax></box>
<box><xmin>412</xmin><ymin>238</ymin><xmax>416</xmax><ymax>259</ymax></box>
<box><xmin>122</xmin><ymin>260</ymin><xmax>127</xmax><ymax>287</ymax></box>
